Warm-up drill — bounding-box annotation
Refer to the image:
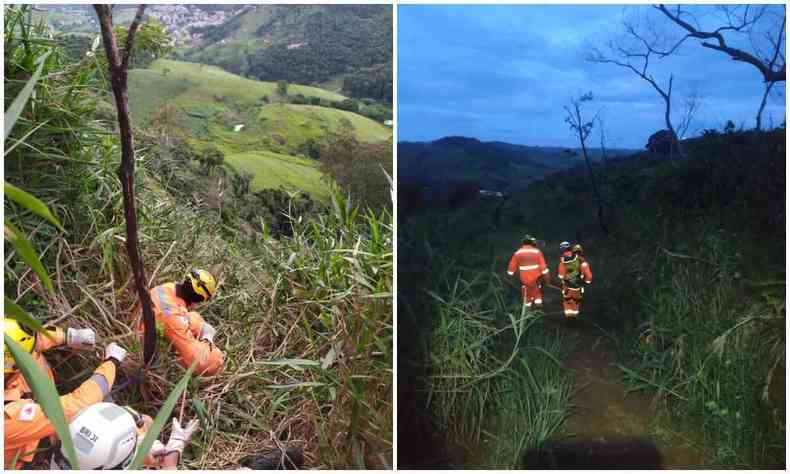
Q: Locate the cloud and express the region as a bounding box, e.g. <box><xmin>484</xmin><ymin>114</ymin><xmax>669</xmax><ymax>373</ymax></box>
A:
<box><xmin>398</xmin><ymin>5</ymin><xmax>787</xmax><ymax>148</ymax></box>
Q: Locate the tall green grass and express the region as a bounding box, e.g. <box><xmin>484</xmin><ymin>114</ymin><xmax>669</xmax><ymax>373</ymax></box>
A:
<box><xmin>421</xmin><ymin>267</ymin><xmax>573</xmax><ymax>468</ymax></box>
<box><xmin>621</xmin><ymin>230</ymin><xmax>785</xmax><ymax>466</ymax></box>
<box><xmin>5</xmin><ymin>5</ymin><xmax>392</xmax><ymax>468</ymax></box>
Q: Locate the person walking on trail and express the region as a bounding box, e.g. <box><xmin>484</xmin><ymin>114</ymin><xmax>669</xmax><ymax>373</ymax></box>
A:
<box><xmin>134</xmin><ymin>269</ymin><xmax>224</xmax><ymax>376</ymax></box>
<box><xmin>557</xmin><ymin>243</ymin><xmax>592</xmax><ymax>320</ymax></box>
<box><xmin>507</xmin><ymin>234</ymin><xmax>551</xmax><ymax>310</ymax></box>
<box><xmin>5</xmin><ymin>318</ymin><xmax>97</xmax><ymax>402</ymax></box>
<box><xmin>49</xmin><ymin>402</ymin><xmax>199</xmax><ymax>469</ymax></box>
<box><xmin>4</xmin><ymin>324</ymin><xmax>127</xmax><ymax>468</ymax></box>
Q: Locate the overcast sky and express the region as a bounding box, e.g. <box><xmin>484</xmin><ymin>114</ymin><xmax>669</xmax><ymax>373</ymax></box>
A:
<box><xmin>398</xmin><ymin>5</ymin><xmax>786</xmax><ymax>148</ymax></box>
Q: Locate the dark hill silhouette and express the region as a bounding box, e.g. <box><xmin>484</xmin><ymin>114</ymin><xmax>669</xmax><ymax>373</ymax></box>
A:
<box><xmin>398</xmin><ymin>136</ymin><xmax>635</xmax><ymax>212</ymax></box>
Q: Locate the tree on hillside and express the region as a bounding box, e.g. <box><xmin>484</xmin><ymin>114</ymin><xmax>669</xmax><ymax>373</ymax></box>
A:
<box><xmin>94</xmin><ymin>4</ymin><xmax>157</xmax><ymax>368</ymax></box>
<box><xmin>319</xmin><ymin>132</ymin><xmax>392</xmax><ymax>210</ymax></box>
<box><xmin>277</xmin><ymin>80</ymin><xmax>289</xmax><ymax>97</ymax></box>
<box><xmin>655</xmin><ymin>4</ymin><xmax>785</xmax><ymax>130</ymax></box>
<box><xmin>564</xmin><ymin>92</ymin><xmax>608</xmax><ymax>235</ymax></box>
<box><xmin>199</xmin><ymin>145</ymin><xmax>225</xmax><ymax>176</ymax></box>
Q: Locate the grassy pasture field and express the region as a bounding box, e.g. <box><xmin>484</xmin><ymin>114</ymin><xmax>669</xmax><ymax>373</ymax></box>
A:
<box><xmin>128</xmin><ymin>59</ymin><xmax>390</xmax><ymax>200</ymax></box>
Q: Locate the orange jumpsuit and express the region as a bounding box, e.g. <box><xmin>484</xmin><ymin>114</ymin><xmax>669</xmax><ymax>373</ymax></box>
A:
<box><xmin>4</xmin><ymin>360</ymin><xmax>116</xmax><ymax>468</ymax></box>
<box><xmin>4</xmin><ymin>326</ymin><xmax>66</xmax><ymax>403</ymax></box>
<box><xmin>507</xmin><ymin>244</ymin><xmax>550</xmax><ymax>308</ymax></box>
<box><xmin>135</xmin><ymin>283</ymin><xmax>224</xmax><ymax>376</ymax></box>
<box><xmin>557</xmin><ymin>252</ymin><xmax>592</xmax><ymax>318</ymax></box>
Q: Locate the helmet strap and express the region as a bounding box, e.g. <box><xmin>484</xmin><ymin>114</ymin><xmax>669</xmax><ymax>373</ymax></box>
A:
<box><xmin>177</xmin><ymin>280</ymin><xmax>206</xmax><ymax>305</ymax></box>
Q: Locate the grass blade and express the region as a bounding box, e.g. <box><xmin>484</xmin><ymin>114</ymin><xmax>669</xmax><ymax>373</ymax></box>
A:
<box><xmin>4</xmin><ymin>50</ymin><xmax>51</xmax><ymax>140</ymax></box>
<box><xmin>4</xmin><ymin>219</ymin><xmax>54</xmax><ymax>294</ymax></box>
<box><xmin>5</xmin><ymin>181</ymin><xmax>65</xmax><ymax>231</ymax></box>
<box><xmin>129</xmin><ymin>362</ymin><xmax>196</xmax><ymax>470</ymax></box>
<box><xmin>4</xmin><ymin>297</ymin><xmax>55</xmax><ymax>341</ymax></box>
<box><xmin>4</xmin><ymin>334</ymin><xmax>79</xmax><ymax>469</ymax></box>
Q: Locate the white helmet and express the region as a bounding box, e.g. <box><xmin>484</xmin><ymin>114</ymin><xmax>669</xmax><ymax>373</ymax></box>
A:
<box><xmin>51</xmin><ymin>403</ymin><xmax>140</xmax><ymax>470</ymax></box>
<box><xmin>559</xmin><ymin>241</ymin><xmax>571</xmax><ymax>251</ymax></box>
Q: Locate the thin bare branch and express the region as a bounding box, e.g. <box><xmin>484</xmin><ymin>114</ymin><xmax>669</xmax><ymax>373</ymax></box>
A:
<box><xmin>656</xmin><ymin>3</ymin><xmax>785</xmax><ymax>83</ymax></box>
<box><xmin>121</xmin><ymin>5</ymin><xmax>147</xmax><ymax>71</ymax></box>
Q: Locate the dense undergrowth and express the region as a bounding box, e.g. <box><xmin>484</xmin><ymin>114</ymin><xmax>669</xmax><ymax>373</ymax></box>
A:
<box><xmin>398</xmin><ymin>123</ymin><xmax>785</xmax><ymax>467</ymax></box>
<box><xmin>5</xmin><ymin>7</ymin><xmax>392</xmax><ymax>469</ymax></box>
<box><xmin>398</xmin><ymin>212</ymin><xmax>575</xmax><ymax>467</ymax></box>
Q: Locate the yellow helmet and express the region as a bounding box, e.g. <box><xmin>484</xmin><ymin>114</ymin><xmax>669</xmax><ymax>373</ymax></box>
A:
<box><xmin>4</xmin><ymin>318</ymin><xmax>36</xmax><ymax>374</ymax></box>
<box><xmin>572</xmin><ymin>244</ymin><xmax>584</xmax><ymax>254</ymax></box>
<box><xmin>186</xmin><ymin>269</ymin><xmax>216</xmax><ymax>302</ymax></box>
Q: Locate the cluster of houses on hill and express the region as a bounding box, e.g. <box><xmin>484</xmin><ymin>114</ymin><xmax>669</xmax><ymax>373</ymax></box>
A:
<box><xmin>144</xmin><ymin>5</ymin><xmax>237</xmax><ymax>46</ymax></box>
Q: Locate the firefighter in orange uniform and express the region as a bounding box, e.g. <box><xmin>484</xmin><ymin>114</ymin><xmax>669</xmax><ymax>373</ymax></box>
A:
<box><xmin>5</xmin><ymin>320</ymin><xmax>96</xmax><ymax>402</ymax></box>
<box><xmin>135</xmin><ymin>269</ymin><xmax>224</xmax><ymax>376</ymax></box>
<box><xmin>4</xmin><ymin>318</ymin><xmax>126</xmax><ymax>468</ymax></box>
<box><xmin>507</xmin><ymin>234</ymin><xmax>551</xmax><ymax>310</ymax></box>
<box><xmin>557</xmin><ymin>242</ymin><xmax>592</xmax><ymax>320</ymax></box>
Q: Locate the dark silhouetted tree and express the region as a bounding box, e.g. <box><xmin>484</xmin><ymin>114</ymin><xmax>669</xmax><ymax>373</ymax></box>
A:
<box><xmin>564</xmin><ymin>92</ymin><xmax>608</xmax><ymax>235</ymax></box>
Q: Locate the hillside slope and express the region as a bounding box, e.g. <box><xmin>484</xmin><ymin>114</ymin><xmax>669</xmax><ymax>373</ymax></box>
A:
<box><xmin>128</xmin><ymin>59</ymin><xmax>391</xmax><ymax>199</ymax></box>
<box><xmin>179</xmin><ymin>5</ymin><xmax>393</xmax><ymax>101</ymax></box>
<box><xmin>398</xmin><ymin>136</ymin><xmax>634</xmax><ymax>207</ymax></box>
<box><xmin>398</xmin><ymin>128</ymin><xmax>785</xmax><ymax>468</ymax></box>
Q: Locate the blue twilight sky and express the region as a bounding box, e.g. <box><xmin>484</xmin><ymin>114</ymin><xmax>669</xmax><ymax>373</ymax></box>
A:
<box><xmin>398</xmin><ymin>5</ymin><xmax>787</xmax><ymax>148</ymax></box>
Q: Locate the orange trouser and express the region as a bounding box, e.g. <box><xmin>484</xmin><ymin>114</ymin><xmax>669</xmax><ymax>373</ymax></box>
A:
<box><xmin>521</xmin><ymin>282</ymin><xmax>544</xmax><ymax>308</ymax></box>
<box><xmin>160</xmin><ymin>310</ymin><xmax>223</xmax><ymax>376</ymax></box>
<box><xmin>4</xmin><ymin>360</ymin><xmax>116</xmax><ymax>468</ymax></box>
<box><xmin>136</xmin><ymin>306</ymin><xmax>224</xmax><ymax>376</ymax></box>
<box><xmin>562</xmin><ymin>286</ymin><xmax>584</xmax><ymax>318</ymax></box>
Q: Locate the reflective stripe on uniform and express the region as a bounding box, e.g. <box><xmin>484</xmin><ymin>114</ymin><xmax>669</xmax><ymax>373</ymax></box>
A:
<box><xmin>156</xmin><ymin>286</ymin><xmax>174</xmax><ymax>316</ymax></box>
<box><xmin>89</xmin><ymin>373</ymin><xmax>110</xmax><ymax>397</ymax></box>
<box><xmin>534</xmin><ymin>299</ymin><xmax>543</xmax><ymax>304</ymax></box>
<box><xmin>541</xmin><ymin>268</ymin><xmax>549</xmax><ymax>274</ymax></box>
<box><xmin>520</xmin><ymin>264</ymin><xmax>539</xmax><ymax>270</ymax></box>
<box><xmin>524</xmin><ymin>302</ymin><xmax>532</xmax><ymax>307</ymax></box>
<box><xmin>585</xmin><ymin>280</ymin><xmax>591</xmax><ymax>284</ymax></box>
<box><xmin>517</xmin><ymin>248</ymin><xmax>540</xmax><ymax>255</ymax></box>
<box><xmin>564</xmin><ymin>309</ymin><xmax>579</xmax><ymax>315</ymax></box>
<box><xmin>507</xmin><ymin>271</ymin><xmax>515</xmax><ymax>276</ymax></box>
<box><xmin>581</xmin><ymin>262</ymin><xmax>589</xmax><ymax>267</ymax></box>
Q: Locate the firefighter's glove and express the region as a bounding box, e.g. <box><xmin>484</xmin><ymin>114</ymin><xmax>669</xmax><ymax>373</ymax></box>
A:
<box><xmin>199</xmin><ymin>323</ymin><xmax>216</xmax><ymax>343</ymax></box>
<box><xmin>165</xmin><ymin>418</ymin><xmax>200</xmax><ymax>455</ymax></box>
<box><xmin>66</xmin><ymin>327</ymin><xmax>96</xmax><ymax>350</ymax></box>
<box><xmin>104</xmin><ymin>342</ymin><xmax>127</xmax><ymax>363</ymax></box>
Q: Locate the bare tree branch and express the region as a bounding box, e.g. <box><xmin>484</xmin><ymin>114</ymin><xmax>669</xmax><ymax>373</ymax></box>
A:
<box><xmin>656</xmin><ymin>4</ymin><xmax>785</xmax><ymax>83</ymax></box>
<box><xmin>564</xmin><ymin>93</ymin><xmax>608</xmax><ymax>235</ymax></box>
<box><xmin>677</xmin><ymin>88</ymin><xmax>702</xmax><ymax>138</ymax></box>
<box><xmin>588</xmin><ymin>28</ymin><xmax>678</xmax><ymax>151</ymax></box>
<box><xmin>121</xmin><ymin>5</ymin><xmax>146</xmax><ymax>71</ymax></box>
<box><xmin>94</xmin><ymin>4</ymin><xmax>157</xmax><ymax>368</ymax></box>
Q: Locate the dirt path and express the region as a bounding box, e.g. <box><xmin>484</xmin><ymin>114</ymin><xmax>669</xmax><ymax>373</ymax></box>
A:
<box><xmin>537</xmin><ymin>289</ymin><xmax>710</xmax><ymax>469</ymax></box>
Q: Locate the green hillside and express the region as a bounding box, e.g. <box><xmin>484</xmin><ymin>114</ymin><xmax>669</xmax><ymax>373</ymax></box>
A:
<box><xmin>129</xmin><ymin>59</ymin><xmax>345</xmax><ymax>118</ymax></box>
<box><xmin>223</xmin><ymin>150</ymin><xmax>329</xmax><ymax>200</ymax></box>
<box><xmin>179</xmin><ymin>5</ymin><xmax>392</xmax><ymax>101</ymax></box>
<box><xmin>128</xmin><ymin>59</ymin><xmax>391</xmax><ymax>200</ymax></box>
<box><xmin>5</xmin><ymin>5</ymin><xmax>392</xmax><ymax>468</ymax></box>
<box><xmin>257</xmin><ymin>103</ymin><xmax>392</xmax><ymax>148</ymax></box>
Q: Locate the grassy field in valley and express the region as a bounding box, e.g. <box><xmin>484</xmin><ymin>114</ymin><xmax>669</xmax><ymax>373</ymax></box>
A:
<box><xmin>127</xmin><ymin>59</ymin><xmax>391</xmax><ymax>201</ymax></box>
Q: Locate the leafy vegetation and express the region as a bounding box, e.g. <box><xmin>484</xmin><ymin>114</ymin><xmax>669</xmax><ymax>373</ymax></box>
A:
<box><xmin>319</xmin><ymin>132</ymin><xmax>392</xmax><ymax>210</ymax></box>
<box><xmin>5</xmin><ymin>6</ymin><xmax>392</xmax><ymax>469</ymax></box>
<box><xmin>182</xmin><ymin>5</ymin><xmax>392</xmax><ymax>102</ymax></box>
<box><xmin>126</xmin><ymin>59</ymin><xmax>391</xmax><ymax>201</ymax></box>
<box><xmin>398</xmin><ymin>200</ymin><xmax>575</xmax><ymax>467</ymax></box>
<box><xmin>398</xmin><ymin>123</ymin><xmax>785</xmax><ymax>468</ymax></box>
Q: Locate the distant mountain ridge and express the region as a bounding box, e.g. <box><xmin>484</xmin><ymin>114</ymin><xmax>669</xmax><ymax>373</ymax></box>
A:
<box><xmin>399</xmin><ymin>135</ymin><xmax>635</xmax><ymax>193</ymax></box>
